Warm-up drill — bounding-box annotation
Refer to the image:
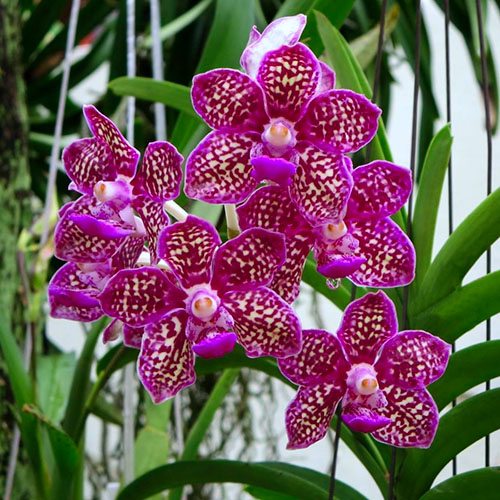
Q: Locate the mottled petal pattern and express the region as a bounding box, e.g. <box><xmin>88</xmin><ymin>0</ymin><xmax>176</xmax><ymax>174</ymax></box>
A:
<box><xmin>110</xmin><ymin>235</ymin><xmax>145</xmax><ymax>271</ymax></box>
<box><xmin>285</xmin><ymin>383</ymin><xmax>343</xmax><ymax>449</ymax></box>
<box><xmin>63</xmin><ymin>137</ymin><xmax>115</xmax><ymax>194</ymax></box>
<box><xmin>297</xmin><ymin>89</ymin><xmax>380</xmax><ymax>153</ymax></box>
<box><xmin>99</xmin><ymin>267</ymin><xmax>182</xmax><ymax>326</ymax></box>
<box><xmin>184</xmin><ymin>131</ymin><xmax>258</xmax><ymax>203</ymax></box>
<box><xmin>257</xmin><ymin>43</ymin><xmax>320</xmax><ymax>122</ymax></box>
<box><xmin>158</xmin><ymin>216</ymin><xmax>220</xmax><ymax>289</ymax></box>
<box><xmin>223</xmin><ymin>287</ymin><xmax>301</xmax><ymax>358</ymax></box>
<box><xmin>278</xmin><ymin>329</ymin><xmax>348</xmax><ymax>387</ymax></box>
<box><xmin>123</xmin><ymin>325</ymin><xmax>144</xmax><ymax>349</ymax></box>
<box><xmin>317</xmin><ymin>61</ymin><xmax>335</xmax><ymax>93</ymax></box>
<box><xmin>138</xmin><ymin>310</ymin><xmax>195</xmax><ymax>403</ymax></box>
<box><xmin>337</xmin><ymin>291</ymin><xmax>398</xmax><ymax>365</ymax></box>
<box><xmin>211</xmin><ymin>228</ymin><xmax>286</xmax><ymax>292</ymax></box>
<box><xmin>191</xmin><ymin>69</ymin><xmax>267</xmax><ymax>131</ymax></box>
<box><xmin>83</xmin><ymin>105</ymin><xmax>139</xmax><ymax>177</ymax></box>
<box><xmin>377</xmin><ymin>331</ymin><xmax>451</xmax><ymax>389</ymax></box>
<box><xmin>135</xmin><ymin>141</ymin><xmax>183</xmax><ymax>201</ymax></box>
<box><xmin>290</xmin><ymin>143</ymin><xmax>353</xmax><ymax>225</ymax></box>
<box><xmin>349</xmin><ymin>218</ymin><xmax>415</xmax><ymax>287</ymax></box>
<box><xmin>372</xmin><ymin>385</ymin><xmax>439</xmax><ymax>448</ymax></box>
<box><xmin>348</xmin><ymin>161</ymin><xmax>412</xmax><ymax>219</ymax></box>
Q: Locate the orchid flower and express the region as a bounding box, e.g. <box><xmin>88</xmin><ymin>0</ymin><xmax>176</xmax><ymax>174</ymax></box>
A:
<box><xmin>185</xmin><ymin>15</ymin><xmax>380</xmax><ymax>226</ymax></box>
<box><xmin>98</xmin><ymin>215</ymin><xmax>302</xmax><ymax>403</ymax></box>
<box><xmin>237</xmin><ymin>160</ymin><xmax>415</xmax><ymax>303</ymax></box>
<box><xmin>279</xmin><ymin>291</ymin><xmax>450</xmax><ymax>449</ymax></box>
<box><xmin>56</xmin><ymin>105</ymin><xmax>183</xmax><ymax>265</ymax></box>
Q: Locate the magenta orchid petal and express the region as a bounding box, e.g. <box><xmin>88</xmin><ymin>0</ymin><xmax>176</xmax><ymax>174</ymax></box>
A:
<box><xmin>99</xmin><ymin>267</ymin><xmax>183</xmax><ymax>327</ymax></box>
<box><xmin>192</xmin><ymin>331</ymin><xmax>237</xmax><ymax>359</ymax></box>
<box><xmin>250</xmin><ymin>156</ymin><xmax>297</xmax><ymax>187</ymax></box>
<box><xmin>297</xmin><ymin>89</ymin><xmax>381</xmax><ymax>153</ymax></box>
<box><xmin>371</xmin><ymin>386</ymin><xmax>439</xmax><ymax>448</ymax></box>
<box><xmin>223</xmin><ymin>286</ymin><xmax>301</xmax><ymax>358</ymax></box>
<box><xmin>83</xmin><ymin>105</ymin><xmax>139</xmax><ymax>178</ymax></box>
<box><xmin>285</xmin><ymin>383</ymin><xmax>343</xmax><ymax>450</ymax></box>
<box><xmin>376</xmin><ymin>331</ymin><xmax>451</xmax><ymax>389</ymax></box>
<box><xmin>257</xmin><ymin>43</ymin><xmax>320</xmax><ymax>122</ymax></box>
<box><xmin>135</xmin><ymin>141</ymin><xmax>183</xmax><ymax>202</ymax></box>
<box><xmin>191</xmin><ymin>69</ymin><xmax>267</xmax><ymax>131</ymax></box>
<box><xmin>211</xmin><ymin>228</ymin><xmax>286</xmax><ymax>292</ymax></box>
<box><xmin>138</xmin><ymin>309</ymin><xmax>195</xmax><ymax>403</ymax></box>
<box><xmin>62</xmin><ymin>137</ymin><xmax>115</xmax><ymax>194</ymax></box>
<box><xmin>69</xmin><ymin>213</ymin><xmax>134</xmax><ymax>239</ymax></box>
<box><xmin>133</xmin><ymin>195</ymin><xmax>169</xmax><ymax>265</ymax></box>
<box><xmin>184</xmin><ymin>131</ymin><xmax>258</xmax><ymax>203</ymax></box>
<box><xmin>290</xmin><ymin>143</ymin><xmax>353</xmax><ymax>225</ymax></box>
<box><xmin>341</xmin><ymin>403</ymin><xmax>392</xmax><ymax>433</ymax></box>
<box><xmin>347</xmin><ymin>161</ymin><xmax>412</xmax><ymax>220</ymax></box>
<box><xmin>337</xmin><ymin>291</ymin><xmax>398</xmax><ymax>365</ymax></box>
<box><xmin>102</xmin><ymin>319</ymin><xmax>122</xmax><ymax>343</ymax></box>
<box><xmin>349</xmin><ymin>217</ymin><xmax>416</xmax><ymax>287</ymax></box>
<box><xmin>123</xmin><ymin>324</ymin><xmax>144</xmax><ymax>349</ymax></box>
<box><xmin>158</xmin><ymin>215</ymin><xmax>221</xmax><ymax>289</ymax></box>
<box><xmin>278</xmin><ymin>329</ymin><xmax>349</xmax><ymax>387</ymax></box>
<box><xmin>241</xmin><ymin>14</ymin><xmax>306</xmax><ymax>78</ymax></box>
<box><xmin>317</xmin><ymin>61</ymin><xmax>336</xmax><ymax>93</ymax></box>
<box><xmin>110</xmin><ymin>235</ymin><xmax>145</xmax><ymax>271</ymax></box>
<box><xmin>316</xmin><ymin>253</ymin><xmax>366</xmax><ymax>279</ymax></box>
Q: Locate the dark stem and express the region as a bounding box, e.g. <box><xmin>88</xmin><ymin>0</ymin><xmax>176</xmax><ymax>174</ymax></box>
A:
<box><xmin>328</xmin><ymin>409</ymin><xmax>343</xmax><ymax>500</ymax></box>
<box><xmin>388</xmin><ymin>448</ymin><xmax>398</xmax><ymax>500</ymax></box>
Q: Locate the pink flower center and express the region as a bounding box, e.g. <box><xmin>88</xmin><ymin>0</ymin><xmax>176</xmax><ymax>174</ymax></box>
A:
<box><xmin>93</xmin><ymin>179</ymin><xmax>132</xmax><ymax>204</ymax></box>
<box><xmin>262</xmin><ymin>120</ymin><xmax>296</xmax><ymax>155</ymax></box>
<box><xmin>189</xmin><ymin>289</ymin><xmax>220</xmax><ymax>321</ymax></box>
<box><xmin>346</xmin><ymin>363</ymin><xmax>379</xmax><ymax>397</ymax></box>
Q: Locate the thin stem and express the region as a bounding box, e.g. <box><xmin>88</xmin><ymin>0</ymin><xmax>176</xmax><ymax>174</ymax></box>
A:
<box><xmin>224</xmin><ymin>204</ymin><xmax>240</xmax><ymax>239</ymax></box>
<box><xmin>328</xmin><ymin>409</ymin><xmax>343</xmax><ymax>500</ymax></box>
<box><xmin>164</xmin><ymin>200</ymin><xmax>189</xmax><ymax>222</ymax></box>
<box><xmin>388</xmin><ymin>448</ymin><xmax>397</xmax><ymax>500</ymax></box>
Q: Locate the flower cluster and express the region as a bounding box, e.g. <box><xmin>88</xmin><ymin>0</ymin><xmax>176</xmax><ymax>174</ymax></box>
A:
<box><xmin>48</xmin><ymin>14</ymin><xmax>450</xmax><ymax>449</ymax></box>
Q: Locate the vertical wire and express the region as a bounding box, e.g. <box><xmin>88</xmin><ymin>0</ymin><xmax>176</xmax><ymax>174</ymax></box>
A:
<box><xmin>123</xmin><ymin>0</ymin><xmax>137</xmax><ymax>485</ymax></box>
<box><xmin>395</xmin><ymin>1</ymin><xmax>422</xmax><ymax>498</ymax></box>
<box><xmin>443</xmin><ymin>0</ymin><xmax>457</xmax><ymax>477</ymax></box>
<box><xmin>41</xmin><ymin>0</ymin><xmax>81</xmax><ymax>245</ymax></box>
<box><xmin>474</xmin><ymin>0</ymin><xmax>493</xmax><ymax>468</ymax></box>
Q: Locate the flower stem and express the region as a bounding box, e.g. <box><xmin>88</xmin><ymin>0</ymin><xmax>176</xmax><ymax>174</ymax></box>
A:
<box><xmin>224</xmin><ymin>204</ymin><xmax>240</xmax><ymax>239</ymax></box>
<box><xmin>164</xmin><ymin>200</ymin><xmax>189</xmax><ymax>222</ymax></box>
<box><xmin>328</xmin><ymin>408</ymin><xmax>343</xmax><ymax>500</ymax></box>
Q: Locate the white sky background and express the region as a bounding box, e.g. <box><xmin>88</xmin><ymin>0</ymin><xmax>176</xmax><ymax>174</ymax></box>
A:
<box><xmin>47</xmin><ymin>1</ymin><xmax>500</xmax><ymax>498</ymax></box>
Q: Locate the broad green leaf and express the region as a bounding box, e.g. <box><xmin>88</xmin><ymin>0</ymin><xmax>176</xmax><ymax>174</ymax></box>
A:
<box><xmin>109</xmin><ymin>77</ymin><xmax>197</xmax><ymax>117</ymax></box>
<box><xmin>412</xmin><ymin>125</ymin><xmax>452</xmax><ymax>288</ymax></box>
<box><xmin>117</xmin><ymin>460</ymin><xmax>329</xmax><ymax>500</ymax></box>
<box><xmin>420</xmin><ymin>467</ymin><xmax>500</xmax><ymax>500</ymax></box>
<box><xmin>245</xmin><ymin>486</ymin><xmax>296</xmax><ymax>500</ymax></box>
<box><xmin>398</xmin><ymin>389</ymin><xmax>500</xmax><ymax>500</ymax></box>
<box><xmin>37</xmin><ymin>353</ymin><xmax>76</xmax><ymax>423</ymax></box>
<box><xmin>415</xmin><ymin>186</ymin><xmax>500</xmax><ymax>313</ymax></box>
<box><xmin>274</xmin><ymin>0</ymin><xmax>317</xmax><ymax>18</ymax></box>
<box><xmin>430</xmin><ymin>340</ymin><xmax>500</xmax><ymax>410</ymax></box>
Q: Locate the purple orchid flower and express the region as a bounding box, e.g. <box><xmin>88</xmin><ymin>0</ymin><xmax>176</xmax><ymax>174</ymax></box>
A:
<box><xmin>278</xmin><ymin>291</ymin><xmax>450</xmax><ymax>449</ymax></box>
<box><xmin>237</xmin><ymin>160</ymin><xmax>415</xmax><ymax>303</ymax></box>
<box><xmin>185</xmin><ymin>15</ymin><xmax>381</xmax><ymax>226</ymax></box>
<box><xmin>98</xmin><ymin>215</ymin><xmax>302</xmax><ymax>403</ymax></box>
<box><xmin>56</xmin><ymin>105</ymin><xmax>183</xmax><ymax>265</ymax></box>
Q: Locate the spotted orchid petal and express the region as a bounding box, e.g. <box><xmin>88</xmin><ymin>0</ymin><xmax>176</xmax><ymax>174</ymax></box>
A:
<box><xmin>138</xmin><ymin>309</ymin><xmax>195</xmax><ymax>403</ymax></box>
<box><xmin>158</xmin><ymin>215</ymin><xmax>221</xmax><ymax>289</ymax></box>
<box><xmin>99</xmin><ymin>267</ymin><xmax>184</xmax><ymax>327</ymax></box>
<box><xmin>55</xmin><ymin>196</ymin><xmax>121</xmax><ymax>263</ymax></box>
<box><xmin>341</xmin><ymin>403</ymin><xmax>392</xmax><ymax>433</ymax></box>
<box><xmin>349</xmin><ymin>217</ymin><xmax>415</xmax><ymax>287</ymax></box>
<box><xmin>211</xmin><ymin>228</ymin><xmax>286</xmax><ymax>292</ymax></box>
<box><xmin>134</xmin><ymin>142</ymin><xmax>183</xmax><ymax>202</ymax></box>
<box><xmin>241</xmin><ymin>14</ymin><xmax>306</xmax><ymax>78</ymax></box>
<box><xmin>371</xmin><ymin>385</ymin><xmax>439</xmax><ymax>448</ymax></box>
<box><xmin>83</xmin><ymin>105</ymin><xmax>139</xmax><ymax>178</ymax></box>
<box><xmin>290</xmin><ymin>143</ymin><xmax>353</xmax><ymax>225</ymax></box>
<box><xmin>317</xmin><ymin>61</ymin><xmax>335</xmax><ymax>93</ymax></box>
<box><xmin>123</xmin><ymin>325</ymin><xmax>144</xmax><ymax>349</ymax></box>
<box><xmin>223</xmin><ymin>286</ymin><xmax>301</xmax><ymax>358</ymax></box>
<box><xmin>110</xmin><ymin>235</ymin><xmax>145</xmax><ymax>271</ymax></box>
<box><xmin>278</xmin><ymin>329</ymin><xmax>348</xmax><ymax>387</ymax></box>
<box><xmin>62</xmin><ymin>137</ymin><xmax>115</xmax><ymax>195</ymax></box>
<box><xmin>285</xmin><ymin>383</ymin><xmax>343</xmax><ymax>450</ymax></box>
<box><xmin>337</xmin><ymin>291</ymin><xmax>398</xmax><ymax>365</ymax></box>
<box><xmin>376</xmin><ymin>331</ymin><xmax>451</xmax><ymax>390</ymax></box>
<box><xmin>48</xmin><ymin>263</ymin><xmax>102</xmax><ymax>322</ymax></box>
<box><xmin>347</xmin><ymin>161</ymin><xmax>412</xmax><ymax>220</ymax></box>
<box><xmin>257</xmin><ymin>43</ymin><xmax>320</xmax><ymax>122</ymax></box>
<box><xmin>191</xmin><ymin>69</ymin><xmax>267</xmax><ymax>132</ymax></box>
<box><xmin>297</xmin><ymin>89</ymin><xmax>381</xmax><ymax>153</ymax></box>
<box><xmin>184</xmin><ymin>131</ymin><xmax>258</xmax><ymax>203</ymax></box>
<box><xmin>133</xmin><ymin>196</ymin><xmax>169</xmax><ymax>265</ymax></box>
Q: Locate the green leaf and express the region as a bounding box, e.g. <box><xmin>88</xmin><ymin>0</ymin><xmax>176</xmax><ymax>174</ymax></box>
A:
<box><xmin>245</xmin><ymin>486</ymin><xmax>297</xmax><ymax>500</ymax></box>
<box><xmin>189</xmin><ymin>201</ymin><xmax>223</xmax><ymax>225</ymax></box>
<box><xmin>419</xmin><ymin>467</ymin><xmax>500</xmax><ymax>500</ymax></box>
<box><xmin>398</xmin><ymin>389</ymin><xmax>500</xmax><ymax>500</ymax></box>
<box><xmin>415</xmin><ymin>186</ymin><xmax>500</xmax><ymax>313</ymax></box>
<box><xmin>117</xmin><ymin>460</ymin><xmax>329</xmax><ymax>500</ymax></box>
<box><xmin>411</xmin><ymin>125</ymin><xmax>453</xmax><ymax>289</ymax></box>
<box><xmin>430</xmin><ymin>340</ymin><xmax>500</xmax><ymax>410</ymax></box>
<box><xmin>108</xmin><ymin>77</ymin><xmax>198</xmax><ymax>117</ymax></box>
<box><xmin>89</xmin><ymin>395</ymin><xmax>123</xmax><ymax>426</ymax></box>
